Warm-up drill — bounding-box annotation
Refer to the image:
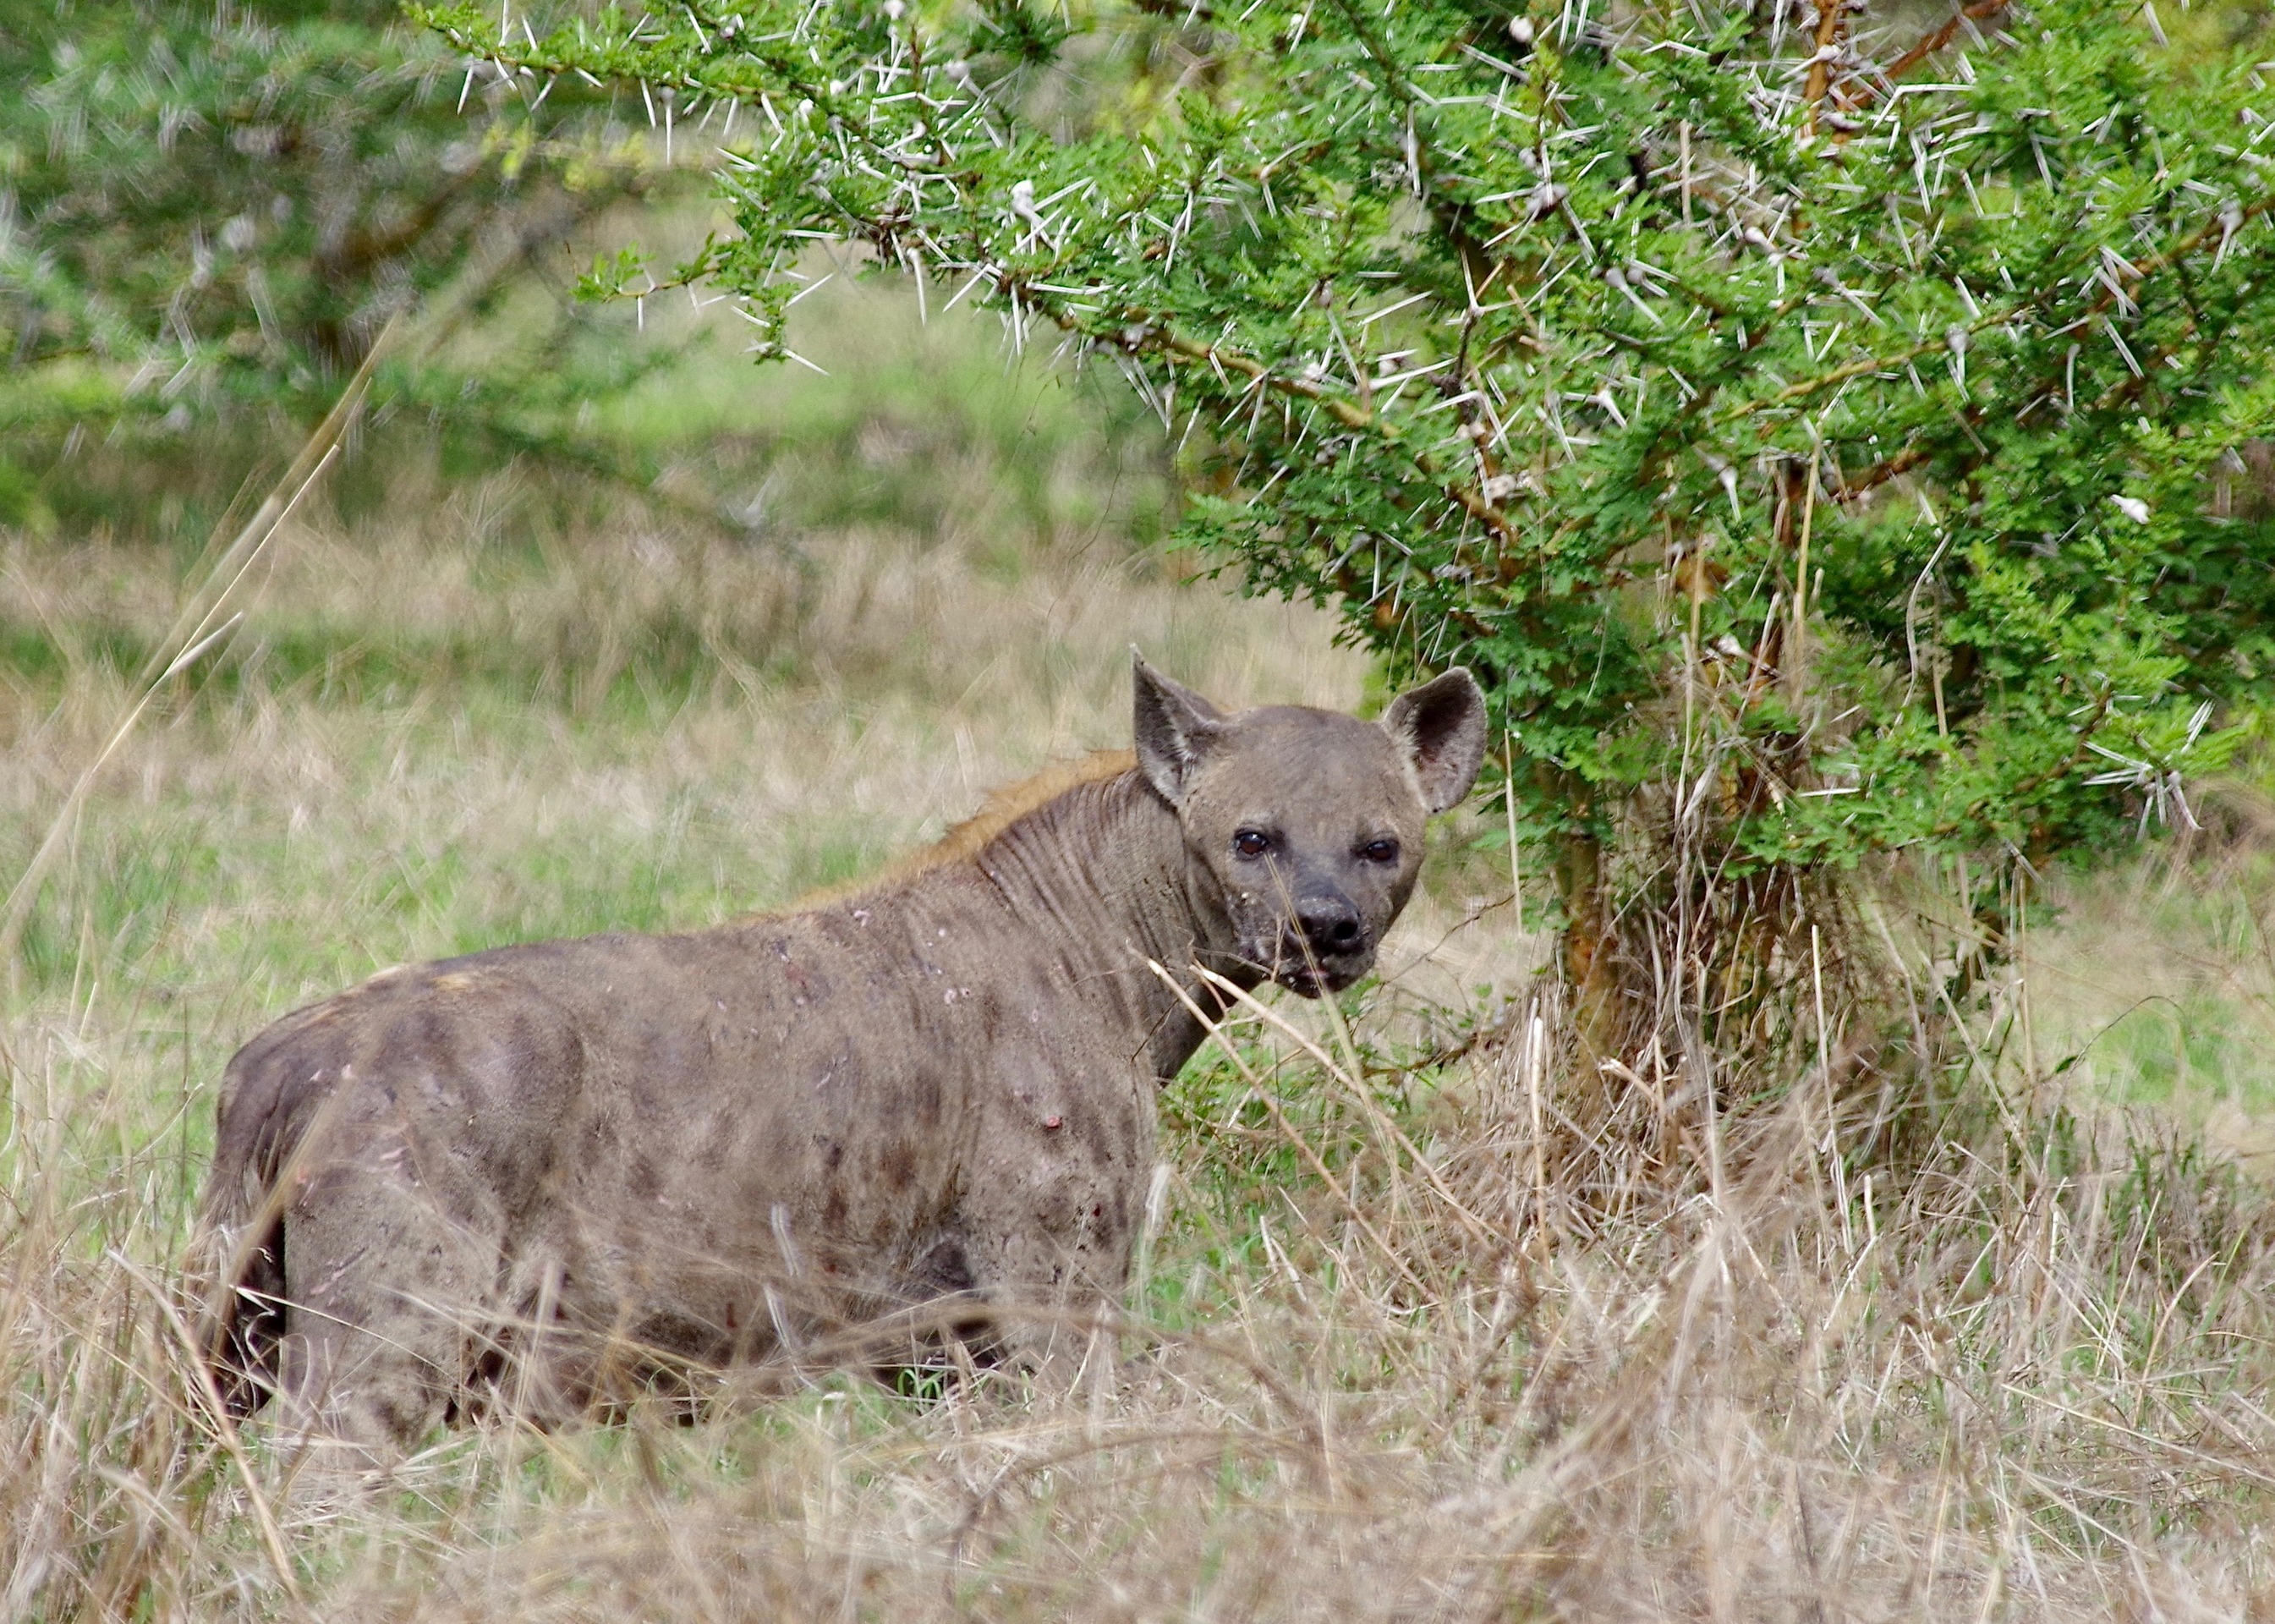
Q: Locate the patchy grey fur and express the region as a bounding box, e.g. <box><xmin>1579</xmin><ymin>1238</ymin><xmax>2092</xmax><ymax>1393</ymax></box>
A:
<box><xmin>195</xmin><ymin>655</ymin><xmax>1486</xmax><ymax>1454</ymax></box>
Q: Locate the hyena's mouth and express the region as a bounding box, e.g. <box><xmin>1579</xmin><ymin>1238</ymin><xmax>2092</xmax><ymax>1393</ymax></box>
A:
<box><xmin>1253</xmin><ymin>939</ymin><xmax>1371</xmax><ymax>999</ymax></box>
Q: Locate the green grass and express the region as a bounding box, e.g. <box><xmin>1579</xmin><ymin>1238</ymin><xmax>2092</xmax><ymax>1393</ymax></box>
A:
<box><xmin>2020</xmin><ymin>833</ymin><xmax>2275</xmax><ymax>1145</ymax></box>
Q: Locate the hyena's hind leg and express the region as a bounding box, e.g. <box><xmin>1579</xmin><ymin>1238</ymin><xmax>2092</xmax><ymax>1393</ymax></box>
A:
<box><xmin>270</xmin><ymin>1160</ymin><xmax>511</xmax><ymax>1473</ymax></box>
<box><xmin>200</xmin><ymin>1204</ymin><xmax>290</xmax><ymax>1419</ymax></box>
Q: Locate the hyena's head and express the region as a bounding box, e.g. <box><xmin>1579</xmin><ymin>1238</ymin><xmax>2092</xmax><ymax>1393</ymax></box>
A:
<box><xmin>1132</xmin><ymin>650</ymin><xmax>1488</xmax><ymax>998</ymax></box>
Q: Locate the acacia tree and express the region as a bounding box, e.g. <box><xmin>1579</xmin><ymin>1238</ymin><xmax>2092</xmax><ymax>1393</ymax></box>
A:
<box><xmin>431</xmin><ymin>0</ymin><xmax>2275</xmax><ymax>1058</ymax></box>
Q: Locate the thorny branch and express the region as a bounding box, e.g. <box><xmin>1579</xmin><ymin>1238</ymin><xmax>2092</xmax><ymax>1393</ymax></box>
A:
<box><xmin>1871</xmin><ymin>0</ymin><xmax>2016</xmax><ymax>95</ymax></box>
<box><xmin>1802</xmin><ymin>0</ymin><xmax>1850</xmax><ymax>134</ymax></box>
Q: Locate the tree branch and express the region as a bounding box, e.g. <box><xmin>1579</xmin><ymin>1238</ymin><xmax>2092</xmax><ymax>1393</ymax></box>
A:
<box><xmin>1132</xmin><ymin>324</ymin><xmax>1523</xmax><ymax>550</ymax></box>
<box><xmin>1803</xmin><ymin>0</ymin><xmax>1848</xmax><ymax>134</ymax></box>
<box><xmin>1857</xmin><ymin>0</ymin><xmax>2013</xmax><ymax>105</ymax></box>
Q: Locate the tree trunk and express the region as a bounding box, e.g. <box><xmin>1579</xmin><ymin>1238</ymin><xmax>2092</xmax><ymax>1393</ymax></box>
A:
<box><xmin>1553</xmin><ymin>827</ymin><xmax>1620</xmax><ymax>1061</ymax></box>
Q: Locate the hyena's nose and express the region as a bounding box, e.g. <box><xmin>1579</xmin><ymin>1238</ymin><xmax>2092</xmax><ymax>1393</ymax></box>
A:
<box><xmin>1297</xmin><ymin>897</ymin><xmax>1364</xmax><ymax>953</ymax></box>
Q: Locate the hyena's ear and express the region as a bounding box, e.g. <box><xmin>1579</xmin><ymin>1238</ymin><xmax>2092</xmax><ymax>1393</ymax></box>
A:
<box><xmin>1383</xmin><ymin>667</ymin><xmax>1488</xmax><ymax>814</ymax></box>
<box><xmin>1132</xmin><ymin>648</ymin><xmax>1225</xmax><ymax>805</ymax></box>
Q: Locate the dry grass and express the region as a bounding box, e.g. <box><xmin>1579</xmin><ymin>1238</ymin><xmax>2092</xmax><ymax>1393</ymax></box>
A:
<box><xmin>6</xmin><ymin>294</ymin><xmax>2275</xmax><ymax>1620</ymax></box>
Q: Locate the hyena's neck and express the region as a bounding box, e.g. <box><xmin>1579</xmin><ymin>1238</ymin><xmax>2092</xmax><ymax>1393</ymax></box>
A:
<box><xmin>969</xmin><ymin>770</ymin><xmax>1251</xmax><ymax>1082</ymax></box>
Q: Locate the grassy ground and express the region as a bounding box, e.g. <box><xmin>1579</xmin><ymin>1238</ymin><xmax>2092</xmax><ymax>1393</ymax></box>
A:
<box><xmin>7</xmin><ymin>277</ymin><xmax>2275</xmax><ymax>1621</ymax></box>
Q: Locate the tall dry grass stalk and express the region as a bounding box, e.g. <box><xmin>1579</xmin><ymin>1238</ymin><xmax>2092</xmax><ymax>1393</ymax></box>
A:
<box><xmin>0</xmin><ymin>320</ymin><xmax>398</xmax><ymax>988</ymax></box>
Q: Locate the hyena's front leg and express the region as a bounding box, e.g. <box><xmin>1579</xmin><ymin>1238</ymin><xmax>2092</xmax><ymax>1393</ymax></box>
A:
<box><xmin>952</xmin><ymin>1137</ymin><xmax>1143</xmax><ymax>1391</ymax></box>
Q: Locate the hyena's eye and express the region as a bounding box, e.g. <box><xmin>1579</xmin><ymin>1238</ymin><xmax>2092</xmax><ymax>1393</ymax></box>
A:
<box><xmin>1360</xmin><ymin>838</ymin><xmax>1401</xmax><ymax>864</ymax></box>
<box><xmin>1232</xmin><ymin>829</ymin><xmax>1273</xmax><ymax>859</ymax></box>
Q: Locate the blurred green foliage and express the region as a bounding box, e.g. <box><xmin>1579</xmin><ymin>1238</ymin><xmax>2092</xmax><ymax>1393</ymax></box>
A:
<box><xmin>0</xmin><ymin>0</ymin><xmax>665</xmax><ymax>532</ymax></box>
<box><xmin>0</xmin><ymin>0</ymin><xmax>1171</xmax><ymax>562</ymax></box>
